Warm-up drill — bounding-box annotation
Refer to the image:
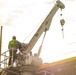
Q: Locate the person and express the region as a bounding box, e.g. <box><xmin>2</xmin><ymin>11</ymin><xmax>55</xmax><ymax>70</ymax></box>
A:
<box><xmin>8</xmin><ymin>36</ymin><xmax>22</xmax><ymax>66</ymax></box>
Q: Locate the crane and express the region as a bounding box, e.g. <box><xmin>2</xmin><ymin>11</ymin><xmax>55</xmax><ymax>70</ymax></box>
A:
<box><xmin>15</xmin><ymin>0</ymin><xmax>65</xmax><ymax>74</ymax></box>
<box><xmin>0</xmin><ymin>0</ymin><xmax>65</xmax><ymax>75</ymax></box>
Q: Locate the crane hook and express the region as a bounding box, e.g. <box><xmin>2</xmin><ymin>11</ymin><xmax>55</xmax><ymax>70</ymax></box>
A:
<box><xmin>60</xmin><ymin>19</ymin><xmax>65</xmax><ymax>38</ymax></box>
<box><xmin>60</xmin><ymin>19</ymin><xmax>65</xmax><ymax>26</ymax></box>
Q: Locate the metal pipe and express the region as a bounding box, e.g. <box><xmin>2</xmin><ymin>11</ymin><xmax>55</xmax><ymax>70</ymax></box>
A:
<box><xmin>0</xmin><ymin>26</ymin><xmax>2</xmax><ymax>68</ymax></box>
<box><xmin>0</xmin><ymin>26</ymin><xmax>2</xmax><ymax>55</ymax></box>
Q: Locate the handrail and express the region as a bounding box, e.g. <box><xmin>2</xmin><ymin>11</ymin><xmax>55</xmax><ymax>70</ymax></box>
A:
<box><xmin>1</xmin><ymin>50</ymin><xmax>9</xmax><ymax>55</ymax></box>
<box><xmin>0</xmin><ymin>49</ymin><xmax>13</xmax><ymax>69</ymax></box>
<box><xmin>0</xmin><ymin>49</ymin><xmax>20</xmax><ymax>75</ymax></box>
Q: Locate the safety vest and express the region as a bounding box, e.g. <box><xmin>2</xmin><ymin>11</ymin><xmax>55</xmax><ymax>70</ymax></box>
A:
<box><xmin>9</xmin><ymin>40</ymin><xmax>17</xmax><ymax>48</ymax></box>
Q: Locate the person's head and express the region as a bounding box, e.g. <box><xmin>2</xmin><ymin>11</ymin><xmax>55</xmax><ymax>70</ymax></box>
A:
<box><xmin>12</xmin><ymin>36</ymin><xmax>16</xmax><ymax>40</ymax></box>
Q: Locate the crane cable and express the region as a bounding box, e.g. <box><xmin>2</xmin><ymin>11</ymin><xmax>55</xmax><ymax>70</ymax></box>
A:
<box><xmin>22</xmin><ymin>0</ymin><xmax>56</xmax><ymax>43</ymax></box>
<box><xmin>22</xmin><ymin>14</ymin><xmax>49</xmax><ymax>43</ymax></box>
<box><xmin>38</xmin><ymin>31</ymin><xmax>47</xmax><ymax>57</ymax></box>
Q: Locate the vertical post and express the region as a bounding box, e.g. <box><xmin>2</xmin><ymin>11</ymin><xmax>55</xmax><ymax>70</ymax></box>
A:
<box><xmin>0</xmin><ymin>26</ymin><xmax>2</xmax><ymax>55</ymax></box>
<box><xmin>0</xmin><ymin>26</ymin><xmax>2</xmax><ymax>67</ymax></box>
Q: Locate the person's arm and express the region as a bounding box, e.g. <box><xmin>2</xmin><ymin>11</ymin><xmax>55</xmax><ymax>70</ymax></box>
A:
<box><xmin>16</xmin><ymin>40</ymin><xmax>22</xmax><ymax>49</ymax></box>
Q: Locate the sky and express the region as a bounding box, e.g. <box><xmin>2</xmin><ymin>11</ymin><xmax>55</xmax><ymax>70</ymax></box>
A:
<box><xmin>1</xmin><ymin>0</ymin><xmax>76</xmax><ymax>63</ymax></box>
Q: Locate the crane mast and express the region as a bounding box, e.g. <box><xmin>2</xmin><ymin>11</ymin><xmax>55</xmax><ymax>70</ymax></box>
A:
<box><xmin>24</xmin><ymin>0</ymin><xmax>65</xmax><ymax>54</ymax></box>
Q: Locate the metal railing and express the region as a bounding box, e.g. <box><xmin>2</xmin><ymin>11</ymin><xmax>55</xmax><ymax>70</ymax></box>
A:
<box><xmin>0</xmin><ymin>49</ymin><xmax>19</xmax><ymax>75</ymax></box>
<box><xmin>0</xmin><ymin>49</ymin><xmax>13</xmax><ymax>72</ymax></box>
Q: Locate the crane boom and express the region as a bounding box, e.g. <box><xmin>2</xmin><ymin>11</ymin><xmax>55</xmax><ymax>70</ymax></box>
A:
<box><xmin>25</xmin><ymin>0</ymin><xmax>65</xmax><ymax>54</ymax></box>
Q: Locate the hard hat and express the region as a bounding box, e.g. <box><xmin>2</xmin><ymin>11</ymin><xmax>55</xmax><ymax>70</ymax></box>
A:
<box><xmin>12</xmin><ymin>36</ymin><xmax>16</xmax><ymax>39</ymax></box>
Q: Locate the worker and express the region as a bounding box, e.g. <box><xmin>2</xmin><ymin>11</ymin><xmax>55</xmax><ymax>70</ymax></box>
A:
<box><xmin>8</xmin><ymin>36</ymin><xmax>22</xmax><ymax>66</ymax></box>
